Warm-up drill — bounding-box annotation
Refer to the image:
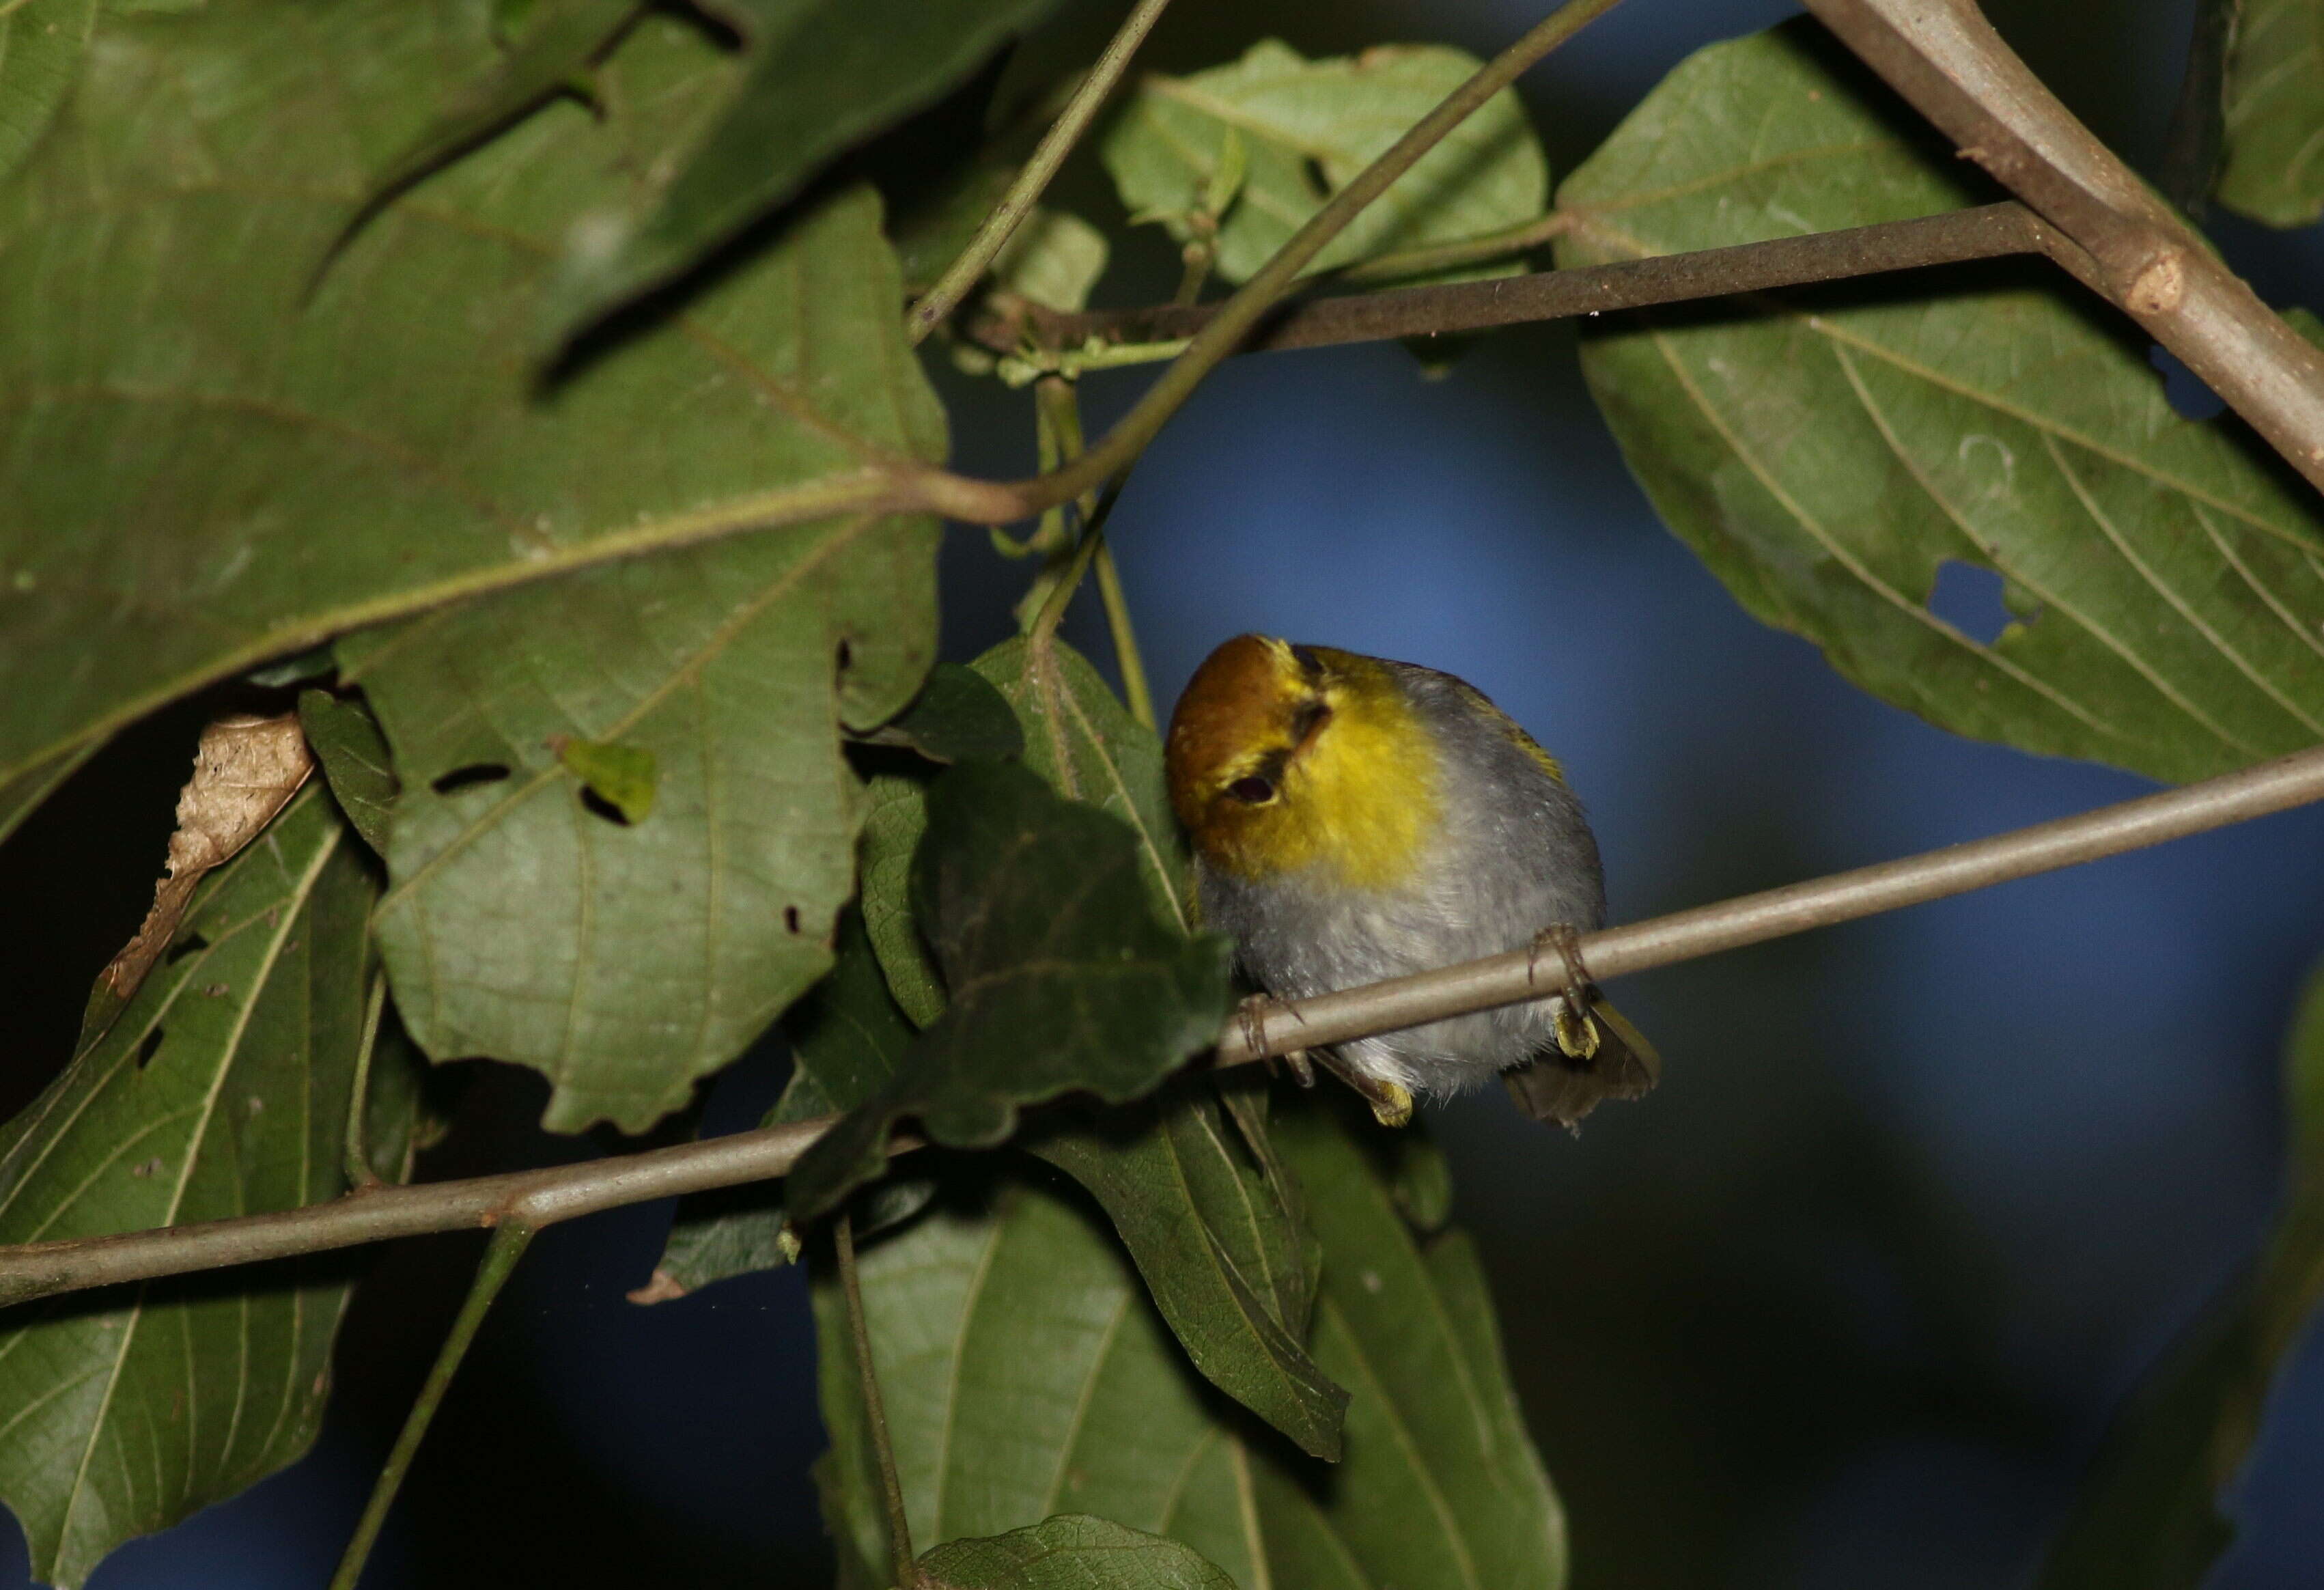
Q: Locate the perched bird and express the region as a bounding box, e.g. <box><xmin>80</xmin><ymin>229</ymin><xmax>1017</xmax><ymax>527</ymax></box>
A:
<box><xmin>1165</xmin><ymin>634</ymin><xmax>1657</xmax><ymax>1130</ymax></box>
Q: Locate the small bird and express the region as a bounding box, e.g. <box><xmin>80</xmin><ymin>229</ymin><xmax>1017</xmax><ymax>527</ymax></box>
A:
<box><xmin>1164</xmin><ymin>634</ymin><xmax>1657</xmax><ymax>1130</ymax></box>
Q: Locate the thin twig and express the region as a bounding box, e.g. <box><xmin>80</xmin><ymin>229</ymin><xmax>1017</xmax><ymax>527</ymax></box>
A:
<box><xmin>1800</xmin><ymin>0</ymin><xmax>2324</xmax><ymax>494</ymax></box>
<box><xmin>1336</xmin><ymin>209</ymin><xmax>1574</xmax><ymax>285</ymax></box>
<box><xmin>906</xmin><ymin>0</ymin><xmax>1177</xmax><ymax>344</ymax></box>
<box><xmin>1091</xmin><ymin>540</ymin><xmax>1155</xmax><ymax>730</ymax></box>
<box><xmin>328</xmin><ymin>1219</ymin><xmax>534</xmax><ymax>1590</ymax></box>
<box><xmin>343</xmin><ymin>973</ymin><xmax>389</xmax><ymax>1191</ymax></box>
<box><xmin>977</xmin><ymin>203</ymin><xmax>2062</xmax><ymax>358</ymax></box>
<box><xmin>835</xmin><ymin>1213</ymin><xmax>919</xmax><ymax>1586</ymax></box>
<box><xmin>917</xmin><ymin>0</ymin><xmax>1634</xmax><ymax>526</ymax></box>
<box><xmin>8</xmin><ymin>742</ymin><xmax>2324</xmax><ymax>1308</ymax></box>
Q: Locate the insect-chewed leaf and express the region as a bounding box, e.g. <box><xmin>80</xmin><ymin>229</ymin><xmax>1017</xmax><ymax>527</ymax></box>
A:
<box><xmin>852</xmin><ymin>662</ymin><xmax>1026</xmax><ymax>765</ymax></box>
<box><xmin>0</xmin><ymin>788</ymin><xmax>402</xmax><ymax>1589</ymax></box>
<box><xmin>0</xmin><ymin>3</ymin><xmax>945</xmax><ymax>854</ymax></box>
<box><xmin>298</xmin><ymin>689</ymin><xmax>398</xmax><ymax>856</ymax></box>
<box><xmin>2217</xmin><ymin>0</ymin><xmax>2324</xmax><ymax>227</ymax></box>
<box><xmin>814</xmin><ymin>1098</ymin><xmax>1566</xmax><ymax>1590</ymax></box>
<box><xmin>340</xmin><ymin>184</ymin><xmax>942</xmax><ymax>1135</ymax></box>
<box><xmin>1100</xmin><ymin>38</ymin><xmax>1549</xmax><ymax>285</ymax></box>
<box><xmin>540</xmin><ymin>0</ymin><xmax>1061</xmax><ymax>339</ymax></box>
<box><xmin>916</xmin><ymin>1515</ymin><xmax>1237</xmax><ymax>1590</ymax></box>
<box><xmin>1557</xmin><ymin>20</ymin><xmax>2324</xmax><ymax>785</ymax></box>
<box><xmin>2032</xmin><ymin>954</ymin><xmax>2324</xmax><ymax>1590</ymax></box>
<box><xmin>786</xmin><ymin>761</ymin><xmax>1233</xmax><ymax>1221</ymax></box>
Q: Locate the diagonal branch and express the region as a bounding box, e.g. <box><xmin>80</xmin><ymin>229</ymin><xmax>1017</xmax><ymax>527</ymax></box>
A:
<box><xmin>8</xmin><ymin>741</ymin><xmax>2324</xmax><ymax>1309</ymax></box>
<box><xmin>1799</xmin><ymin>0</ymin><xmax>2324</xmax><ymax>494</ymax></box>
<box><xmin>970</xmin><ymin>202</ymin><xmax>2070</xmax><ymax>360</ymax></box>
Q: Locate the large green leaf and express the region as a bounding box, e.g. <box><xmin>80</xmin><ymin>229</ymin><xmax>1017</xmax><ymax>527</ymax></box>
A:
<box><xmin>2032</xmin><ymin>955</ymin><xmax>2324</xmax><ymax>1589</ymax></box>
<box><xmin>917</xmin><ymin>1514</ymin><xmax>1236</xmax><ymax>1590</ymax></box>
<box><xmin>0</xmin><ymin>0</ymin><xmax>942</xmax><ymax>840</ymax></box>
<box><xmin>297</xmin><ymin>688</ymin><xmax>398</xmax><ymax>858</ymax></box>
<box><xmin>814</xmin><ymin>1099</ymin><xmax>1565</xmax><ymax>1590</ymax></box>
<box><xmin>786</xmin><ymin>759</ymin><xmax>1233</xmax><ymax>1218</ymax></box>
<box><xmin>2217</xmin><ymin>0</ymin><xmax>2324</xmax><ymax>226</ymax></box>
<box><xmin>334</xmin><ymin>179</ymin><xmax>940</xmax><ymax>1134</ymax></box>
<box><xmin>0</xmin><ymin>790</ymin><xmax>388</xmax><ymax>1587</ymax></box>
<box><xmin>1027</xmin><ymin>1085</ymin><xmax>1345</xmax><ymax>1461</ymax></box>
<box><xmin>1556</xmin><ymin>21</ymin><xmax>2324</xmax><ymax>784</ymax></box>
<box><xmin>540</xmin><ymin>0</ymin><xmax>1061</xmax><ymax>338</ymax></box>
<box><xmin>0</xmin><ymin>0</ymin><xmax>94</xmax><ymax>185</ymax></box>
<box><xmin>1100</xmin><ymin>38</ymin><xmax>1549</xmax><ymax>285</ymax></box>
<box><xmin>975</xmin><ymin>636</ymin><xmax>1192</xmax><ymax>929</ymax></box>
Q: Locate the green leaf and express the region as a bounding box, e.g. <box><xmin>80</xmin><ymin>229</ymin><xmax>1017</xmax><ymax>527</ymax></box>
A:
<box><xmin>815</xmin><ymin>1098</ymin><xmax>1566</xmax><ymax>1590</ymax></box>
<box><xmin>0</xmin><ymin>0</ymin><xmax>94</xmax><ymax>186</ymax></box>
<box><xmin>552</xmin><ymin>735</ymin><xmax>657</xmax><ymax>824</ymax></box>
<box><xmin>643</xmin><ymin>906</ymin><xmax>926</xmax><ymax>1300</ymax></box>
<box><xmin>0</xmin><ymin>789</ymin><xmax>381</xmax><ymax>1587</ymax></box>
<box><xmin>2217</xmin><ymin>0</ymin><xmax>2324</xmax><ymax>226</ymax></box>
<box><xmin>860</xmin><ymin>770</ymin><xmax>947</xmax><ymax>1027</ymax></box>
<box><xmin>1100</xmin><ymin>39</ymin><xmax>1549</xmax><ymax>285</ymax></box>
<box><xmin>540</xmin><ymin>0</ymin><xmax>1062</xmax><ymax>339</ymax></box>
<box><xmin>344</xmin><ymin>0</ymin><xmax>641</xmax><ymax>251</ymax></box>
<box><xmin>335</xmin><ymin>183</ymin><xmax>941</xmax><ymax>1134</ymax></box>
<box><xmin>1556</xmin><ymin>21</ymin><xmax>2324</xmax><ymax>785</ymax></box>
<box><xmin>974</xmin><ymin>637</ymin><xmax>1194</xmax><ymax>930</ymax></box>
<box><xmin>918</xmin><ymin>1514</ymin><xmax>1236</xmax><ymax>1590</ymax></box>
<box><xmin>787</xmin><ymin>759</ymin><xmax>1233</xmax><ymax>1220</ymax></box>
<box><xmin>2032</xmin><ymin>954</ymin><xmax>2324</xmax><ymax>1589</ymax></box>
<box><xmin>1027</xmin><ymin>1082</ymin><xmax>1347</xmax><ymax>1460</ymax></box>
<box><xmin>852</xmin><ymin>662</ymin><xmax>1026</xmax><ymax>764</ymax></box>
<box><xmin>0</xmin><ymin>2</ymin><xmax>942</xmax><ymax>840</ymax></box>
<box><xmin>298</xmin><ymin>689</ymin><xmax>399</xmax><ymax>857</ymax></box>
<box><xmin>993</xmin><ymin>208</ymin><xmax>1110</xmax><ymax>312</ymax></box>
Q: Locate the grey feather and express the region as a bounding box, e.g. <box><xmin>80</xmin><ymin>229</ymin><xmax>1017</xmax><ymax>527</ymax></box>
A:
<box><xmin>1198</xmin><ymin>662</ymin><xmax>1607</xmax><ymax>1098</ymax></box>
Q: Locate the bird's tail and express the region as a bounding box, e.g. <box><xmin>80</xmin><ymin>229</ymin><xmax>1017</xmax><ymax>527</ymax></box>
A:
<box><xmin>1502</xmin><ymin>994</ymin><xmax>1661</xmax><ymax>1132</ymax></box>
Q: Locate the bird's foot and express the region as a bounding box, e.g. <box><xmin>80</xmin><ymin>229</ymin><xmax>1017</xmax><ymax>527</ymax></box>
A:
<box><xmin>1237</xmin><ymin>993</ymin><xmax>1314</xmax><ymax>1086</ymax></box>
<box><xmin>1528</xmin><ymin>923</ymin><xmax>1601</xmax><ymax>1061</ymax></box>
<box><xmin>1317</xmin><ymin>1052</ymin><xmax>1414</xmax><ymax>1128</ymax></box>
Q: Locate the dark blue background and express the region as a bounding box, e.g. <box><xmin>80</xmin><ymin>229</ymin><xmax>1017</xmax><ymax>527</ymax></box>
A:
<box><xmin>4</xmin><ymin>0</ymin><xmax>2320</xmax><ymax>1585</ymax></box>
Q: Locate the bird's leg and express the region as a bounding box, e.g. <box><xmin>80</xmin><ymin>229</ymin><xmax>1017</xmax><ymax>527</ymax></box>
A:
<box><xmin>1528</xmin><ymin>923</ymin><xmax>1601</xmax><ymax>1061</ymax></box>
<box><xmin>1315</xmin><ymin>1051</ymin><xmax>1414</xmax><ymax>1129</ymax></box>
<box><xmin>1237</xmin><ymin>992</ymin><xmax>1315</xmax><ymax>1087</ymax></box>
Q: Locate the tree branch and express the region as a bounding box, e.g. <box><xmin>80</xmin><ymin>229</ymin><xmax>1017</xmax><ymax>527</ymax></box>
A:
<box><xmin>969</xmin><ymin>203</ymin><xmax>2065</xmax><ymax>360</ymax></box>
<box><xmin>1799</xmin><ymin>0</ymin><xmax>2324</xmax><ymax>494</ymax></box>
<box><xmin>9</xmin><ymin>742</ymin><xmax>2324</xmax><ymax>1310</ymax></box>
<box><xmin>905</xmin><ymin>0</ymin><xmax>1177</xmax><ymax>344</ymax></box>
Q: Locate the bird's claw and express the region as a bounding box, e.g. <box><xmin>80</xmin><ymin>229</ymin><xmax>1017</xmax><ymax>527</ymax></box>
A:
<box><xmin>1315</xmin><ymin>1052</ymin><xmax>1414</xmax><ymax>1128</ymax></box>
<box><xmin>1529</xmin><ymin>923</ymin><xmax>1601</xmax><ymax>1061</ymax></box>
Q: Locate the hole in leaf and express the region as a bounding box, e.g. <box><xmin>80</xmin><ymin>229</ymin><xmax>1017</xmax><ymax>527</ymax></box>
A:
<box><xmin>1300</xmin><ymin>155</ymin><xmax>1331</xmax><ymax>199</ymax></box>
<box><xmin>783</xmin><ymin>906</ymin><xmax>802</xmax><ymax>934</ymax></box>
<box><xmin>432</xmin><ymin>763</ymin><xmax>510</xmax><ymax>796</ymax></box>
<box><xmin>1927</xmin><ymin>560</ymin><xmax>2013</xmax><ymax>645</ymax></box>
<box><xmin>579</xmin><ymin>786</ymin><xmax>632</xmax><ymax>826</ymax></box>
<box><xmin>2149</xmin><ymin>344</ymin><xmax>2226</xmax><ymax>421</ymax></box>
<box><xmin>137</xmin><ymin>1027</ymin><xmax>165</xmax><ymax>1069</ymax></box>
<box><xmin>836</xmin><ymin>636</ymin><xmax>855</xmax><ymax>672</ymax></box>
<box><xmin>164</xmin><ymin>932</ymin><xmax>210</xmax><ymax>965</ymax></box>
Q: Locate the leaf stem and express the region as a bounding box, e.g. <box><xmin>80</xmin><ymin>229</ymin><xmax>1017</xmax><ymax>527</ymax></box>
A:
<box><xmin>328</xmin><ymin>1219</ymin><xmax>534</xmax><ymax>1590</ymax></box>
<box><xmin>1335</xmin><ymin>209</ymin><xmax>1574</xmax><ymax>285</ymax></box>
<box><xmin>1091</xmin><ymin>540</ymin><xmax>1155</xmax><ymax>731</ymax></box>
<box><xmin>343</xmin><ymin>973</ymin><xmax>389</xmax><ymax>1191</ymax></box>
<box><xmin>834</xmin><ymin>1212</ymin><xmax>918</xmax><ymax>1587</ymax></box>
<box><xmin>906</xmin><ymin>0</ymin><xmax>1177</xmax><ymax>344</ymax></box>
<box><xmin>14</xmin><ymin>742</ymin><xmax>2324</xmax><ymax>1305</ymax></box>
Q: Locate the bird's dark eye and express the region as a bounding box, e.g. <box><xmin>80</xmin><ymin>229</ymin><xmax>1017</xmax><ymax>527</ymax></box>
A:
<box><xmin>1227</xmin><ymin>775</ymin><xmax>1276</xmax><ymax>804</ymax></box>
